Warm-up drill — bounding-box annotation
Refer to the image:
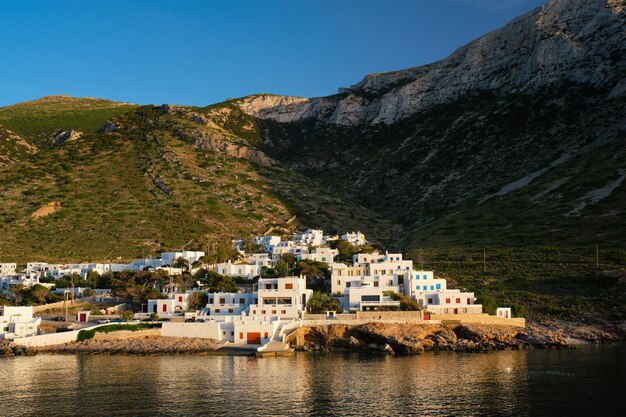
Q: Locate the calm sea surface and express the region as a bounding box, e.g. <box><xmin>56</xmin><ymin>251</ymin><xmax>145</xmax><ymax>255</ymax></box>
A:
<box><xmin>0</xmin><ymin>345</ymin><xmax>624</xmax><ymax>416</ymax></box>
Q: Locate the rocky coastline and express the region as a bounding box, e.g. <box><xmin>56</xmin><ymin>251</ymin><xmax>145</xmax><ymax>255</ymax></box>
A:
<box><xmin>286</xmin><ymin>322</ymin><xmax>622</xmax><ymax>355</ymax></box>
<box><xmin>2</xmin><ymin>322</ymin><xmax>623</xmax><ymax>357</ymax></box>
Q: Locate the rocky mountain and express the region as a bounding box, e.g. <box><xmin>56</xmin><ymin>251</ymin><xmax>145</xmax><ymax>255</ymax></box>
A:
<box><xmin>0</xmin><ymin>0</ymin><xmax>624</xmax><ymax>263</ymax></box>
<box><xmin>232</xmin><ymin>0</ymin><xmax>626</xmax><ymax>248</ymax></box>
<box><xmin>237</xmin><ymin>0</ymin><xmax>626</xmax><ymax>126</ymax></box>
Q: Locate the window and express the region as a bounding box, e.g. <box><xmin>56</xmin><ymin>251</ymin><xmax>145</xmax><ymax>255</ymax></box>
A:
<box><xmin>239</xmin><ymin>298</ymin><xmax>245</xmax><ymax>304</ymax></box>
<box><xmin>436</xmin><ymin>284</ymin><xmax>441</xmax><ymax>290</ymax></box>
<box><xmin>346</xmin><ymin>282</ymin><xmax>351</xmax><ymax>288</ymax></box>
<box><xmin>261</xmin><ymin>310</ymin><xmax>266</xmax><ymax>314</ymax></box>
<box><xmin>337</xmin><ymin>280</ymin><xmax>341</xmax><ymax>285</ymax></box>
<box><xmin>209</xmin><ymin>299</ymin><xmax>213</xmax><ymax>304</ymax></box>
<box><xmin>423</xmin><ymin>275</ymin><xmax>427</xmax><ymax>280</ymax></box>
<box><xmin>361</xmin><ymin>295</ymin><xmax>380</xmax><ymax>302</ymax></box>
<box><xmin>446</xmin><ymin>298</ymin><xmax>450</xmax><ymax>304</ymax></box>
<box><xmin>272</xmin><ymin>310</ymin><xmax>276</xmax><ymax>314</ymax></box>
<box><xmin>215</xmin><ymin>309</ymin><xmax>220</xmax><ymax>313</ymax></box>
<box><xmin>396</xmin><ymin>257</ymin><xmax>400</xmax><ymax>261</ymax></box>
<box><xmin>219</xmin><ymin>298</ymin><xmax>225</xmax><ymax>304</ymax></box>
<box><xmin>423</xmin><ymin>285</ymin><xmax>427</xmax><ymax>290</ymax></box>
<box><xmin>239</xmin><ymin>332</ymin><xmax>243</xmax><ymax>339</ymax></box>
<box><xmin>265</xmin><ymin>284</ymin><xmax>272</xmax><ymax>290</ymax></box>
<box><xmin>430</xmin><ymin>286</ymin><xmax>434</xmax><ymax>290</ymax></box>
<box><xmin>281</xmin><ymin>310</ymin><xmax>286</xmax><ymax>314</ymax></box>
<box><xmin>428</xmin><ymin>298</ymin><xmax>434</xmax><ymax>304</ymax></box>
<box><xmin>456</xmin><ymin>298</ymin><xmax>461</xmax><ymax>304</ymax></box>
<box><xmin>264</xmin><ymin>332</ymin><xmax>268</xmax><ymax>339</ymax></box>
<box><xmin>416</xmin><ymin>285</ymin><xmax>419</xmax><ymax>290</ymax></box>
<box><xmin>453</xmin><ymin>308</ymin><xmax>458</xmax><ymax>314</ymax></box>
<box><xmin>374</xmin><ymin>282</ymin><xmax>379</xmax><ymax>287</ymax></box>
<box><xmin>228</xmin><ymin>309</ymin><xmax>233</xmax><ymax>313</ymax></box>
<box><xmin>285</xmin><ymin>283</ymin><xmax>293</xmax><ymax>289</ymax></box>
<box><xmin>178</xmin><ymin>296</ymin><xmax>183</xmax><ymax>302</ymax></box>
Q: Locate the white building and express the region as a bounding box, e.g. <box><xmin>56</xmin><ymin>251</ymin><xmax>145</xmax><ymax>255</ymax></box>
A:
<box><xmin>0</xmin><ymin>263</ymin><xmax>16</xmax><ymax>277</ymax></box>
<box><xmin>252</xmin><ymin>235</ymin><xmax>281</xmax><ymax>251</ymax></box>
<box><xmin>404</xmin><ymin>270</ymin><xmax>447</xmax><ymax>299</ymax></box>
<box><xmin>147</xmin><ymin>293</ymin><xmax>190</xmax><ymax>315</ymax></box>
<box><xmin>294</xmin><ymin>229</ymin><xmax>325</xmax><ymax>247</ymax></box>
<box><xmin>248</xmin><ymin>276</ymin><xmax>312</xmax><ymax>319</ymax></box>
<box><xmin>215</xmin><ymin>260</ymin><xmax>260</xmax><ymax>280</ymax></box>
<box><xmin>242</xmin><ymin>253</ymin><xmax>274</xmax><ymax>268</ymax></box>
<box><xmin>0</xmin><ymin>306</ymin><xmax>41</xmax><ymax>339</ymax></box>
<box><xmin>201</xmin><ymin>292</ymin><xmax>256</xmax><ymax>316</ymax></box>
<box><xmin>298</xmin><ymin>247</ymin><xmax>338</xmax><ymax>264</ymax></box>
<box><xmin>497</xmin><ymin>307</ymin><xmax>512</xmax><ymax>319</ymax></box>
<box><xmin>420</xmin><ymin>290</ymin><xmax>482</xmax><ymax>315</ymax></box>
<box><xmin>0</xmin><ymin>272</ymin><xmax>43</xmax><ymax>294</ymax></box>
<box><xmin>341</xmin><ymin>231</ymin><xmax>367</xmax><ymax>246</ymax></box>
<box><xmin>161</xmin><ymin>251</ymin><xmax>206</xmax><ymax>266</ymax></box>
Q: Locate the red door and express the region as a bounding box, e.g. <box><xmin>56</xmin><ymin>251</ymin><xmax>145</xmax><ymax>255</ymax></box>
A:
<box><xmin>79</xmin><ymin>313</ymin><xmax>86</xmax><ymax>322</ymax></box>
<box><xmin>162</xmin><ymin>304</ymin><xmax>167</xmax><ymax>312</ymax></box>
<box><xmin>247</xmin><ymin>332</ymin><xmax>261</xmax><ymax>344</ymax></box>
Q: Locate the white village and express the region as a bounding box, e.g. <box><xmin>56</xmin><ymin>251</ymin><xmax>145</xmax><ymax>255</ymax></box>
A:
<box><xmin>1</xmin><ymin>229</ymin><xmax>520</xmax><ymax>355</ymax></box>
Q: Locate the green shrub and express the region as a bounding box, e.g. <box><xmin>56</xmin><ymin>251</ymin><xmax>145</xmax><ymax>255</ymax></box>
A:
<box><xmin>77</xmin><ymin>323</ymin><xmax>160</xmax><ymax>342</ymax></box>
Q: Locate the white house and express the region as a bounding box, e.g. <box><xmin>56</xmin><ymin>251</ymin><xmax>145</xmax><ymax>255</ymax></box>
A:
<box><xmin>215</xmin><ymin>260</ymin><xmax>260</xmax><ymax>280</ymax></box>
<box><xmin>0</xmin><ymin>306</ymin><xmax>41</xmax><ymax>339</ymax></box>
<box><xmin>298</xmin><ymin>247</ymin><xmax>338</xmax><ymax>264</ymax></box>
<box><xmin>404</xmin><ymin>270</ymin><xmax>447</xmax><ymax>299</ymax></box>
<box><xmin>161</xmin><ymin>250</ymin><xmax>206</xmax><ymax>266</ymax></box>
<box><xmin>0</xmin><ymin>263</ymin><xmax>17</xmax><ymax>277</ymax></box>
<box><xmin>201</xmin><ymin>292</ymin><xmax>257</xmax><ymax>316</ymax></box>
<box><xmin>252</xmin><ymin>235</ymin><xmax>281</xmax><ymax>251</ymax></box>
<box><xmin>341</xmin><ymin>231</ymin><xmax>367</xmax><ymax>246</ymax></box>
<box><xmin>294</xmin><ymin>229</ymin><xmax>325</xmax><ymax>247</ymax></box>
<box><xmin>147</xmin><ymin>293</ymin><xmax>190</xmax><ymax>315</ymax></box>
<box><xmin>242</xmin><ymin>253</ymin><xmax>274</xmax><ymax>268</ymax></box>
<box><xmin>497</xmin><ymin>307</ymin><xmax>512</xmax><ymax>319</ymax></box>
<box><xmin>420</xmin><ymin>290</ymin><xmax>483</xmax><ymax>315</ymax></box>
<box><xmin>248</xmin><ymin>276</ymin><xmax>312</xmax><ymax>319</ymax></box>
<box><xmin>0</xmin><ymin>272</ymin><xmax>43</xmax><ymax>294</ymax></box>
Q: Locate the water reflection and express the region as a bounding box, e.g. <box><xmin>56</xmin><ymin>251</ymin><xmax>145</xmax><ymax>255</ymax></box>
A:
<box><xmin>0</xmin><ymin>346</ymin><xmax>624</xmax><ymax>417</ymax></box>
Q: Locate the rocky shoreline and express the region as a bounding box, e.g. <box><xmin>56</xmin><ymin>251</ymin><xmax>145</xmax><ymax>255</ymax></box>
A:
<box><xmin>2</xmin><ymin>322</ymin><xmax>623</xmax><ymax>357</ymax></box>
<box><xmin>285</xmin><ymin>322</ymin><xmax>621</xmax><ymax>355</ymax></box>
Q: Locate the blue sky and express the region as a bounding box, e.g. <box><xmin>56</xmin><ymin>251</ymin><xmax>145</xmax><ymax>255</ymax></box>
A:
<box><xmin>0</xmin><ymin>0</ymin><xmax>545</xmax><ymax>107</ymax></box>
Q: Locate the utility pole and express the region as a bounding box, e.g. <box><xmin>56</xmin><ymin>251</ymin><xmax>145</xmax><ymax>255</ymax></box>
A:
<box><xmin>483</xmin><ymin>248</ymin><xmax>487</xmax><ymax>273</ymax></box>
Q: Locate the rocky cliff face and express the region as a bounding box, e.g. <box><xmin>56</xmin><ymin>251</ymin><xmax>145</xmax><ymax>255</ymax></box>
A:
<box><xmin>236</xmin><ymin>0</ymin><xmax>625</xmax><ymax>126</ymax></box>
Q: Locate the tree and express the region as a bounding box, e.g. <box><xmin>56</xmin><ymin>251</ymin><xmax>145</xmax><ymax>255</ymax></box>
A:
<box><xmin>476</xmin><ymin>293</ymin><xmax>497</xmax><ymax>315</ymax></box>
<box><xmin>120</xmin><ymin>311</ymin><xmax>135</xmax><ymax>321</ymax></box>
<box><xmin>383</xmin><ymin>291</ymin><xmax>420</xmax><ymax>311</ymax></box>
<box><xmin>149</xmin><ymin>313</ymin><xmax>160</xmax><ymax>321</ymax></box>
<box><xmin>275</xmin><ymin>259</ymin><xmax>289</xmax><ymax>277</ymax></box>
<box><xmin>29</xmin><ymin>284</ymin><xmax>51</xmax><ymax>305</ymax></box>
<box><xmin>242</xmin><ymin>237</ymin><xmax>261</xmax><ymax>254</ymax></box>
<box><xmin>8</xmin><ymin>284</ymin><xmax>25</xmax><ymax>305</ymax></box>
<box><xmin>83</xmin><ymin>288</ymin><xmax>97</xmax><ymax>298</ymax></box>
<box><xmin>173</xmin><ymin>257</ymin><xmax>190</xmax><ymax>273</ymax></box>
<box><xmin>187</xmin><ymin>291</ymin><xmax>209</xmax><ymax>311</ymax></box>
<box><xmin>306</xmin><ymin>291</ymin><xmax>342</xmax><ymax>313</ymax></box>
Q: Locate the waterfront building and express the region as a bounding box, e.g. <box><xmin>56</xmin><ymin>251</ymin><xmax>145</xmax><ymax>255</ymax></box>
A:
<box><xmin>0</xmin><ymin>263</ymin><xmax>16</xmax><ymax>277</ymax></box>
<box><xmin>0</xmin><ymin>306</ymin><xmax>40</xmax><ymax>339</ymax></box>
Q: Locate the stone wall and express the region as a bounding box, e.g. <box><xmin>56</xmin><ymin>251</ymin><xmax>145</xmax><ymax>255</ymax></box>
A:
<box><xmin>356</xmin><ymin>311</ymin><xmax>424</xmax><ymax>321</ymax></box>
<box><xmin>161</xmin><ymin>322</ymin><xmax>221</xmax><ymax>339</ymax></box>
<box><xmin>432</xmin><ymin>313</ymin><xmax>525</xmax><ymax>327</ymax></box>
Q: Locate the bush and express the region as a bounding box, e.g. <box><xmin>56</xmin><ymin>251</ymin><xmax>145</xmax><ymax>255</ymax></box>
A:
<box><xmin>77</xmin><ymin>323</ymin><xmax>160</xmax><ymax>342</ymax></box>
<box><xmin>511</xmin><ymin>303</ymin><xmax>526</xmax><ymax>318</ymax></box>
<box><xmin>306</xmin><ymin>291</ymin><xmax>342</xmax><ymax>313</ymax></box>
<box><xmin>383</xmin><ymin>291</ymin><xmax>420</xmax><ymax>311</ymax></box>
